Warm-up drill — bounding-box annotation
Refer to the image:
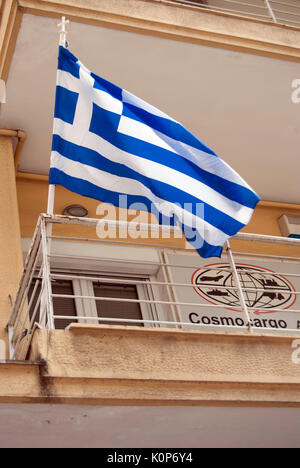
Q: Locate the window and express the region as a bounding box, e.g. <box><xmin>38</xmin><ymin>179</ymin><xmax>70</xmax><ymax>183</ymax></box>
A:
<box><xmin>24</xmin><ymin>238</ymin><xmax>176</xmax><ymax>331</ymax></box>
<box><xmin>93</xmin><ymin>283</ymin><xmax>143</xmax><ymax>326</ymax></box>
<box><xmin>29</xmin><ymin>273</ymin><xmax>153</xmax><ymax>329</ymax></box>
<box><xmin>73</xmin><ymin>275</ymin><xmax>148</xmax><ymax>327</ymax></box>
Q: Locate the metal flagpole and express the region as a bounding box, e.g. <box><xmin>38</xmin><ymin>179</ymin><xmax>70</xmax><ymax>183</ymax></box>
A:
<box><xmin>264</xmin><ymin>0</ymin><xmax>277</xmax><ymax>22</ymax></box>
<box><xmin>42</xmin><ymin>17</ymin><xmax>70</xmax><ymax>330</ymax></box>
<box><xmin>47</xmin><ymin>16</ymin><xmax>70</xmax><ymax>216</ymax></box>
<box><xmin>58</xmin><ymin>16</ymin><xmax>70</xmax><ymax>48</ymax></box>
<box><xmin>225</xmin><ymin>240</ymin><xmax>252</xmax><ymax>332</ymax></box>
<box><xmin>47</xmin><ymin>184</ymin><xmax>56</xmax><ymax>215</ymax></box>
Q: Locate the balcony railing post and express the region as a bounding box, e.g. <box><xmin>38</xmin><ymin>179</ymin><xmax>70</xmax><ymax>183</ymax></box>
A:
<box><xmin>225</xmin><ymin>240</ymin><xmax>252</xmax><ymax>332</ymax></box>
<box><xmin>40</xmin><ymin>216</ymin><xmax>55</xmax><ymax>330</ymax></box>
<box><xmin>8</xmin><ymin>326</ymin><xmax>14</xmax><ymax>360</ymax></box>
<box><xmin>264</xmin><ymin>0</ymin><xmax>277</xmax><ymax>22</ymax></box>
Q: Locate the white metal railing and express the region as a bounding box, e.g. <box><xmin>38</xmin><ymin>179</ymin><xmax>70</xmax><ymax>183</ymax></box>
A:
<box><xmin>7</xmin><ymin>213</ymin><xmax>300</xmax><ymax>360</ymax></box>
<box><xmin>168</xmin><ymin>0</ymin><xmax>300</xmax><ymax>27</ymax></box>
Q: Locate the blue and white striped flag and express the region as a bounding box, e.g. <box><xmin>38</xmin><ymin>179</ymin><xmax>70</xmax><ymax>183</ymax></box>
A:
<box><xmin>50</xmin><ymin>46</ymin><xmax>260</xmax><ymax>258</ymax></box>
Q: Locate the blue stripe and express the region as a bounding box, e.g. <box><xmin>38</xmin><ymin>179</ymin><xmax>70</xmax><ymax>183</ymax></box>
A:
<box><xmin>49</xmin><ymin>168</ymin><xmax>222</xmax><ymax>258</ymax></box>
<box><xmin>122</xmin><ymin>101</ymin><xmax>217</xmax><ymax>156</ymax></box>
<box><xmin>92</xmin><ymin>73</ymin><xmax>123</xmax><ymax>101</ymax></box>
<box><xmin>54</xmin><ymin>86</ymin><xmax>79</xmax><ymax>124</ymax></box>
<box><xmin>90</xmin><ymin>104</ymin><xmax>260</xmax><ymax>209</ymax></box>
<box><xmin>52</xmin><ymin>134</ymin><xmax>245</xmax><ymax>236</ymax></box>
<box><xmin>58</xmin><ymin>46</ymin><xmax>80</xmax><ymax>79</ymax></box>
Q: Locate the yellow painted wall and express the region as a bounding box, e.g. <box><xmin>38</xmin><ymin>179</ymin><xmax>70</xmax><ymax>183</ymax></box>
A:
<box><xmin>16</xmin><ymin>173</ymin><xmax>300</xmax><ymax>257</ymax></box>
<box><xmin>0</xmin><ymin>137</ymin><xmax>23</xmax><ymax>355</ymax></box>
<box><xmin>16</xmin><ymin>174</ymin><xmax>186</xmax><ymax>248</ymax></box>
<box><xmin>231</xmin><ymin>202</ymin><xmax>300</xmax><ymax>258</ymax></box>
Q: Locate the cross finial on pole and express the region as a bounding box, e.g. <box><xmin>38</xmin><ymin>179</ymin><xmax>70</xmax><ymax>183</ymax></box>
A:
<box><xmin>58</xmin><ymin>16</ymin><xmax>70</xmax><ymax>47</ymax></box>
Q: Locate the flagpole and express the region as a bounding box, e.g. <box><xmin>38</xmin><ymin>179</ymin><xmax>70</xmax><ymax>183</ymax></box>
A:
<box><xmin>47</xmin><ymin>184</ymin><xmax>56</xmax><ymax>215</ymax></box>
<box><xmin>42</xmin><ymin>17</ymin><xmax>71</xmax><ymax>329</ymax></box>
<box><xmin>47</xmin><ymin>16</ymin><xmax>70</xmax><ymax>216</ymax></box>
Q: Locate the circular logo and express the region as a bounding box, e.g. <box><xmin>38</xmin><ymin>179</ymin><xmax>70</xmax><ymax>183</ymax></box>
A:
<box><xmin>192</xmin><ymin>263</ymin><xmax>296</xmax><ymax>315</ymax></box>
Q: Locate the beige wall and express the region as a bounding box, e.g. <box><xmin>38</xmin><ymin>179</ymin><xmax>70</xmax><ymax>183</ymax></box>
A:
<box><xmin>14</xmin><ymin>0</ymin><xmax>300</xmax><ymax>62</ymax></box>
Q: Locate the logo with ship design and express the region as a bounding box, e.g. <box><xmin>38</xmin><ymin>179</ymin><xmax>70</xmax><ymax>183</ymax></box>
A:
<box><xmin>191</xmin><ymin>263</ymin><xmax>296</xmax><ymax>315</ymax></box>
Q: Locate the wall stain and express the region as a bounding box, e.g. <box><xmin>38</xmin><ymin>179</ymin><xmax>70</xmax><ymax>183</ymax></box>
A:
<box><xmin>37</xmin><ymin>356</ymin><xmax>56</xmax><ymax>402</ymax></box>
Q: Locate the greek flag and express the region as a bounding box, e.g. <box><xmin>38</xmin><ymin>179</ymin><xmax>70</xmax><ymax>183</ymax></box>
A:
<box><xmin>49</xmin><ymin>46</ymin><xmax>260</xmax><ymax>258</ymax></box>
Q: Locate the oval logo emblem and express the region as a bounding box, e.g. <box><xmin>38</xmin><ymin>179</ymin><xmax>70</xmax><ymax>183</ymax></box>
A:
<box><xmin>192</xmin><ymin>263</ymin><xmax>296</xmax><ymax>315</ymax></box>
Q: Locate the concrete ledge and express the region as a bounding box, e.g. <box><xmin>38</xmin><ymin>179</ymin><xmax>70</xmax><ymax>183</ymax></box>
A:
<box><xmin>1</xmin><ymin>326</ymin><xmax>300</xmax><ymax>405</ymax></box>
<box><xmin>2</xmin><ymin>323</ymin><xmax>300</xmax><ymax>405</ymax></box>
<box><xmin>21</xmin><ymin>378</ymin><xmax>300</xmax><ymax>407</ymax></box>
<box><xmin>18</xmin><ymin>0</ymin><xmax>300</xmax><ymax>62</ymax></box>
<box><xmin>3</xmin><ymin>324</ymin><xmax>293</xmax><ymax>406</ymax></box>
<box><xmin>0</xmin><ymin>361</ymin><xmax>42</xmax><ymax>403</ymax></box>
<box><xmin>69</xmin><ymin>323</ymin><xmax>299</xmax><ymax>343</ymax></box>
<box><xmin>28</xmin><ymin>325</ymin><xmax>300</xmax><ymax>384</ymax></box>
<box><xmin>1</xmin><ymin>361</ymin><xmax>300</xmax><ymax>406</ymax></box>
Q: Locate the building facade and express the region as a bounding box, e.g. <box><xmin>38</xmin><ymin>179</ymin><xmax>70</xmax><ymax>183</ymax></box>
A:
<box><xmin>0</xmin><ymin>0</ymin><xmax>300</xmax><ymax>448</ymax></box>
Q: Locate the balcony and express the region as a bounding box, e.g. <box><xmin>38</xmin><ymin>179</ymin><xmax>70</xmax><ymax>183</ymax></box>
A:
<box><xmin>4</xmin><ymin>213</ymin><xmax>300</xmax><ymax>406</ymax></box>
<box><xmin>168</xmin><ymin>0</ymin><xmax>300</xmax><ymax>28</ymax></box>
<box><xmin>8</xmin><ymin>213</ymin><xmax>300</xmax><ymax>359</ymax></box>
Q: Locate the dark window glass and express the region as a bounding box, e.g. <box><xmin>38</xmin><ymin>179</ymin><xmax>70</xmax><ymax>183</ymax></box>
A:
<box><xmin>52</xmin><ymin>280</ymin><xmax>77</xmax><ymax>329</ymax></box>
<box><xmin>93</xmin><ymin>283</ymin><xmax>143</xmax><ymax>327</ymax></box>
<box><xmin>28</xmin><ymin>277</ymin><xmax>145</xmax><ymax>329</ymax></box>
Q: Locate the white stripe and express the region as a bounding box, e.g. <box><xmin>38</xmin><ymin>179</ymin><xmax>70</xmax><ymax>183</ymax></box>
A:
<box><xmin>51</xmin><ymin>151</ymin><xmax>229</xmax><ymax>247</ymax></box>
<box><xmin>122</xmin><ymin>89</ymin><xmax>177</xmax><ymax>122</ymax></box>
<box><xmin>54</xmin><ymin>118</ymin><xmax>253</xmax><ymax>225</ymax></box>
<box><xmin>118</xmin><ymin>115</ymin><xmax>253</xmax><ymax>191</ymax></box>
<box><xmin>92</xmin><ymin>87</ymin><xmax>123</xmax><ymax>115</ymax></box>
<box><xmin>118</xmin><ymin>115</ymin><xmax>175</xmax><ymax>153</ymax></box>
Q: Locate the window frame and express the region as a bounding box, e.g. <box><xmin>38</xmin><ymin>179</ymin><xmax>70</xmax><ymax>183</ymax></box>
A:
<box><xmin>70</xmin><ymin>272</ymin><xmax>156</xmax><ymax>327</ymax></box>
<box><xmin>23</xmin><ymin>238</ymin><xmax>177</xmax><ymax>330</ymax></box>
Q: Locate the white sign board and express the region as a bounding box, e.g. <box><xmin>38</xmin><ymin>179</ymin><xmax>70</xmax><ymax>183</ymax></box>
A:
<box><xmin>166</xmin><ymin>252</ymin><xmax>300</xmax><ymax>333</ymax></box>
